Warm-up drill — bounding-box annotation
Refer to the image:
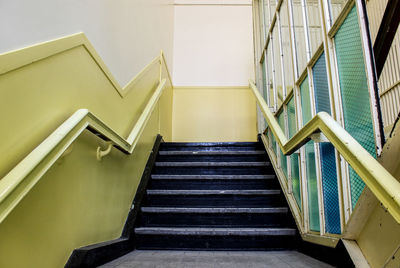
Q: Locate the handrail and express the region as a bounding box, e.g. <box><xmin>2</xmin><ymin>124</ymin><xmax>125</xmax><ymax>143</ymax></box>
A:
<box><xmin>249</xmin><ymin>80</ymin><xmax>400</xmax><ymax>224</ymax></box>
<box><xmin>0</xmin><ymin>79</ymin><xmax>166</xmax><ymax>224</ymax></box>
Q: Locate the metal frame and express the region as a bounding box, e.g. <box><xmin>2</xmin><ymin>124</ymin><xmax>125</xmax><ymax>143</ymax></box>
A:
<box><xmin>253</xmin><ymin>0</ymin><xmax>390</xmax><ymax>241</ymax></box>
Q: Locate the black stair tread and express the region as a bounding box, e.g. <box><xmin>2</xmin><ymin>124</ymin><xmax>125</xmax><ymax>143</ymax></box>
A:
<box><xmin>155</xmin><ymin>162</ymin><xmax>270</xmax><ymax>167</ymax></box>
<box><xmin>158</xmin><ymin>151</ymin><xmax>266</xmax><ymax>155</ymax></box>
<box><xmin>134</xmin><ymin>227</ymin><xmax>296</xmax><ymax>236</ymax></box>
<box><xmin>141</xmin><ymin>207</ymin><xmax>288</xmax><ymax>213</ymax></box>
<box><xmin>160</xmin><ymin>142</ymin><xmax>259</xmax><ymax>147</ymax></box>
<box><xmin>151</xmin><ymin>174</ymin><xmax>275</xmax><ymax>180</ymax></box>
<box><xmin>146</xmin><ymin>190</ymin><xmax>280</xmax><ymax>195</ymax></box>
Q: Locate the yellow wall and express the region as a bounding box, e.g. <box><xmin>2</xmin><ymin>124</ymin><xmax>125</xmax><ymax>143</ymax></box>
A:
<box><xmin>0</xmin><ymin>34</ymin><xmax>172</xmax><ymax>267</ymax></box>
<box><xmin>172</xmin><ymin>87</ymin><xmax>257</xmax><ymax>142</ymax></box>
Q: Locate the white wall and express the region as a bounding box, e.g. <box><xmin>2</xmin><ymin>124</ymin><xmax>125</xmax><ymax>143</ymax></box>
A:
<box><xmin>172</xmin><ymin>1</ymin><xmax>254</xmax><ymax>86</ymax></box>
<box><xmin>0</xmin><ymin>0</ymin><xmax>174</xmax><ymax>85</ymax></box>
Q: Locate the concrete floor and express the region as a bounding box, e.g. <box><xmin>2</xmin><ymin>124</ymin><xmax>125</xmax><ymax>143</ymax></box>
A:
<box><xmin>99</xmin><ymin>250</ymin><xmax>334</xmax><ymax>268</ymax></box>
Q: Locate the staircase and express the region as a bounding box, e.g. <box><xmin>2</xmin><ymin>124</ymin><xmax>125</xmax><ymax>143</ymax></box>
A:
<box><xmin>134</xmin><ymin>140</ymin><xmax>298</xmax><ymax>250</ymax></box>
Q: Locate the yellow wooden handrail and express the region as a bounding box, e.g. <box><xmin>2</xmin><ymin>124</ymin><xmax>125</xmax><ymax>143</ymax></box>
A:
<box><xmin>0</xmin><ymin>79</ymin><xmax>166</xmax><ymax>224</ymax></box>
<box><xmin>249</xmin><ymin>80</ymin><xmax>400</xmax><ymax>224</ymax></box>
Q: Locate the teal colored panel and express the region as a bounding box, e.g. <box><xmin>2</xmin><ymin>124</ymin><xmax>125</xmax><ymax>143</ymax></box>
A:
<box><xmin>300</xmin><ymin>77</ymin><xmax>312</xmax><ymax>124</ymax></box>
<box><xmin>271</xmin><ymin>130</ymin><xmax>277</xmax><ymax>155</ymax></box>
<box><xmin>335</xmin><ymin>6</ymin><xmax>377</xmax><ymax>208</ymax></box>
<box><xmin>287</xmin><ymin>97</ymin><xmax>297</xmax><ymax>139</ymax></box>
<box><xmin>287</xmin><ymin>97</ymin><xmax>301</xmax><ymax>209</ymax></box>
<box><xmin>291</xmin><ymin>153</ymin><xmax>301</xmax><ymax>209</ymax></box>
<box><xmin>312</xmin><ymin>52</ymin><xmax>341</xmax><ymax>234</ymax></box>
<box><xmin>262</xmin><ymin>61</ymin><xmax>268</xmax><ymax>103</ymax></box>
<box><xmin>305</xmin><ymin>141</ymin><xmax>319</xmax><ymax>232</ymax></box>
<box><xmin>278</xmin><ymin>112</ymin><xmax>287</xmax><ymax>178</ymax></box>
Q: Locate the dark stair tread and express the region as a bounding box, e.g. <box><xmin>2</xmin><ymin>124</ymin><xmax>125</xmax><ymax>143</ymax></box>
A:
<box><xmin>151</xmin><ymin>174</ymin><xmax>275</xmax><ymax>180</ymax></box>
<box><xmin>158</xmin><ymin>151</ymin><xmax>266</xmax><ymax>155</ymax></box>
<box><xmin>146</xmin><ymin>190</ymin><xmax>281</xmax><ymax>195</ymax></box>
<box><xmin>141</xmin><ymin>207</ymin><xmax>288</xmax><ymax>213</ymax></box>
<box><xmin>134</xmin><ymin>227</ymin><xmax>296</xmax><ymax>236</ymax></box>
<box><xmin>160</xmin><ymin>142</ymin><xmax>259</xmax><ymax>147</ymax></box>
<box><xmin>155</xmin><ymin>162</ymin><xmax>270</xmax><ymax>167</ymax></box>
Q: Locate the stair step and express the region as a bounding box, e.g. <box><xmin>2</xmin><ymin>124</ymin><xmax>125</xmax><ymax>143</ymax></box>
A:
<box><xmin>151</xmin><ymin>174</ymin><xmax>274</xmax><ymax>179</ymax></box>
<box><xmin>149</xmin><ymin>179</ymin><xmax>278</xmax><ymax>190</ymax></box>
<box><xmin>146</xmin><ymin>190</ymin><xmax>280</xmax><ymax>195</ymax></box>
<box><xmin>157</xmin><ymin>154</ymin><xmax>268</xmax><ymax>162</ymax></box>
<box><xmin>135</xmin><ymin>227</ymin><xmax>296</xmax><ymax>236</ymax></box>
<box><xmin>159</xmin><ymin>151</ymin><xmax>266</xmax><ymax>155</ymax></box>
<box><xmin>159</xmin><ymin>142</ymin><xmax>263</xmax><ymax>152</ymax></box>
<box><xmin>160</xmin><ymin>142</ymin><xmax>259</xmax><ymax>147</ymax></box>
<box><xmin>134</xmin><ymin>227</ymin><xmax>297</xmax><ymax>250</ymax></box>
<box><xmin>155</xmin><ymin>162</ymin><xmax>270</xmax><ymax>167</ymax></box>
<box><xmin>144</xmin><ymin>189</ymin><xmax>284</xmax><ymax>207</ymax></box>
<box><xmin>139</xmin><ymin>207</ymin><xmax>292</xmax><ymax>228</ymax></box>
<box><xmin>141</xmin><ymin>207</ymin><xmax>288</xmax><ymax>213</ymax></box>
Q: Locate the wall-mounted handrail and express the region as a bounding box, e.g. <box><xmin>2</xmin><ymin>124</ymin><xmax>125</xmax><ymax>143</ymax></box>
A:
<box><xmin>249</xmin><ymin>80</ymin><xmax>400</xmax><ymax>224</ymax></box>
<box><xmin>0</xmin><ymin>79</ymin><xmax>166</xmax><ymax>224</ymax></box>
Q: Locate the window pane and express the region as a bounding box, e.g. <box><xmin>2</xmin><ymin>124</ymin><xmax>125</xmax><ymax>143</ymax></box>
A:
<box><xmin>263</xmin><ymin>0</ymin><xmax>270</xmax><ymax>36</ymax></box>
<box><xmin>306</xmin><ymin>0</ymin><xmax>323</xmax><ymax>56</ymax></box>
<box><xmin>288</xmin><ymin>97</ymin><xmax>301</xmax><ymax>209</ymax></box>
<box><xmin>269</xmin><ymin>0</ymin><xmax>276</xmax><ymax>23</ymax></box>
<box><xmin>280</xmin><ymin>0</ymin><xmax>295</xmax><ymax>95</ymax></box>
<box><xmin>329</xmin><ymin>0</ymin><xmax>347</xmax><ymax>26</ymax></box>
<box><xmin>291</xmin><ymin>0</ymin><xmax>308</xmax><ymax>76</ymax></box>
<box><xmin>278</xmin><ymin>111</ymin><xmax>288</xmax><ymax>178</ymax></box>
<box><xmin>272</xmin><ymin>25</ymin><xmax>283</xmax><ymax>106</ymax></box>
<box><xmin>335</xmin><ymin>5</ymin><xmax>376</xmax><ymax>208</ymax></box>
<box><xmin>267</xmin><ymin>43</ymin><xmax>275</xmax><ymax>108</ymax></box>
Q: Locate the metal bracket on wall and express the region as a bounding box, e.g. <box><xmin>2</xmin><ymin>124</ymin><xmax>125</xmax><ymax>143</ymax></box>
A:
<box><xmin>97</xmin><ymin>142</ymin><xmax>113</xmax><ymax>161</ymax></box>
<box><xmin>310</xmin><ymin>133</ymin><xmax>329</xmax><ymax>143</ymax></box>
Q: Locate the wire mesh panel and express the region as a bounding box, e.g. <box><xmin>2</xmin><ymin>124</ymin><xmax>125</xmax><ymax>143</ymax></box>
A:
<box><xmin>278</xmin><ymin>111</ymin><xmax>288</xmax><ymax>179</ymax></box>
<box><xmin>262</xmin><ymin>60</ymin><xmax>268</xmax><ymax>103</ymax></box>
<box><xmin>267</xmin><ymin>44</ymin><xmax>275</xmax><ymax>108</ymax></box>
<box><xmin>313</xmin><ymin>52</ymin><xmax>341</xmax><ymax>234</ymax></box>
<box><xmin>335</xmin><ymin>5</ymin><xmax>377</xmax><ymax>208</ymax></box>
<box><xmin>305</xmin><ymin>140</ymin><xmax>319</xmax><ymax>231</ymax></box>
<box><xmin>300</xmin><ymin>77</ymin><xmax>311</xmax><ymax>123</ymax></box>
<box><xmin>300</xmin><ymin>77</ymin><xmax>320</xmax><ymax>231</ymax></box>
<box><xmin>292</xmin><ymin>0</ymin><xmax>308</xmax><ymax>75</ymax></box>
<box><xmin>288</xmin><ymin>97</ymin><xmax>301</xmax><ymax>208</ymax></box>
<box><xmin>280</xmin><ymin>0</ymin><xmax>295</xmax><ymax>94</ymax></box>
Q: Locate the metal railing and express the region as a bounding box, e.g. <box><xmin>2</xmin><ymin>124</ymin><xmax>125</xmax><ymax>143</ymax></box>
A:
<box><xmin>0</xmin><ymin>79</ymin><xmax>166</xmax><ymax>224</ymax></box>
<box><xmin>249</xmin><ymin>80</ymin><xmax>400</xmax><ymax>226</ymax></box>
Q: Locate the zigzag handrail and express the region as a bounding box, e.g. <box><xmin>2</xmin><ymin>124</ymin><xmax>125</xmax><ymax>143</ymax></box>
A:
<box><xmin>0</xmin><ymin>79</ymin><xmax>166</xmax><ymax>224</ymax></box>
<box><xmin>249</xmin><ymin>80</ymin><xmax>400</xmax><ymax>224</ymax></box>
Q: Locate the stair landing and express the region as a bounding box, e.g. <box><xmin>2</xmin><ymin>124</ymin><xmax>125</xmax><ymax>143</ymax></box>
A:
<box><xmin>99</xmin><ymin>250</ymin><xmax>334</xmax><ymax>268</ymax></box>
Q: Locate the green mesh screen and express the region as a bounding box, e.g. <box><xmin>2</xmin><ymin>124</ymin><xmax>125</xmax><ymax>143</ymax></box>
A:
<box><xmin>278</xmin><ymin>112</ymin><xmax>288</xmax><ymax>179</ymax></box>
<box><xmin>300</xmin><ymin>77</ymin><xmax>312</xmax><ymax>124</ymax></box>
<box><xmin>305</xmin><ymin>141</ymin><xmax>319</xmax><ymax>231</ymax></box>
<box><xmin>313</xmin><ymin>52</ymin><xmax>341</xmax><ymax>234</ymax></box>
<box><xmin>270</xmin><ymin>130</ymin><xmax>277</xmax><ymax>156</ymax></box>
<box><xmin>288</xmin><ymin>97</ymin><xmax>301</xmax><ymax>208</ymax></box>
<box><xmin>335</xmin><ymin>6</ymin><xmax>377</xmax><ymax>208</ymax></box>
<box><xmin>262</xmin><ymin>60</ymin><xmax>268</xmax><ymax>103</ymax></box>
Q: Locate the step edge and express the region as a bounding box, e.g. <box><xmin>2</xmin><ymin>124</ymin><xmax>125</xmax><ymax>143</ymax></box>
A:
<box><xmin>146</xmin><ymin>190</ymin><xmax>281</xmax><ymax>195</ymax></box>
<box><xmin>134</xmin><ymin>227</ymin><xmax>297</xmax><ymax>236</ymax></box>
<box><xmin>141</xmin><ymin>207</ymin><xmax>289</xmax><ymax>213</ymax></box>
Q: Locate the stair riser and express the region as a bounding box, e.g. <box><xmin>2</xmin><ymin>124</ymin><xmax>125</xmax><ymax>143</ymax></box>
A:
<box><xmin>139</xmin><ymin>213</ymin><xmax>293</xmax><ymax>227</ymax></box>
<box><xmin>144</xmin><ymin>195</ymin><xmax>285</xmax><ymax>207</ymax></box>
<box><xmin>149</xmin><ymin>179</ymin><xmax>279</xmax><ymax>190</ymax></box>
<box><xmin>157</xmin><ymin>155</ymin><xmax>268</xmax><ymax>162</ymax></box>
<box><xmin>153</xmin><ymin>166</ymin><xmax>274</xmax><ymax>175</ymax></box>
<box><xmin>159</xmin><ymin>146</ymin><xmax>263</xmax><ymax>152</ymax></box>
<box><xmin>135</xmin><ymin>234</ymin><xmax>297</xmax><ymax>250</ymax></box>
